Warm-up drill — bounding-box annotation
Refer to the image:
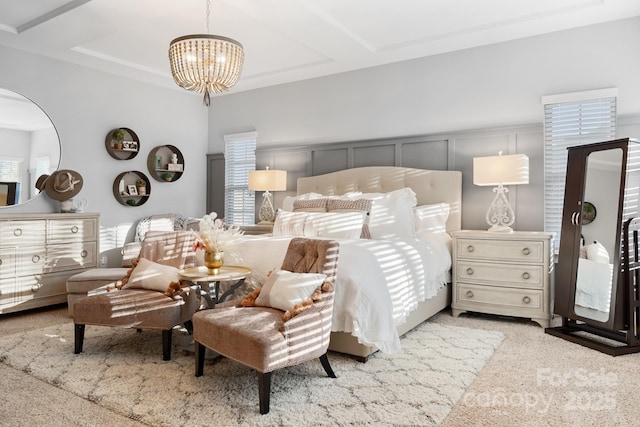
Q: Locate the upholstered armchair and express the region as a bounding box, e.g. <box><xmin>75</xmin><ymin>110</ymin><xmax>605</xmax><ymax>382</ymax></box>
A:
<box><xmin>72</xmin><ymin>230</ymin><xmax>199</xmax><ymax>361</ymax></box>
<box><xmin>192</xmin><ymin>238</ymin><xmax>339</xmax><ymax>414</ymax></box>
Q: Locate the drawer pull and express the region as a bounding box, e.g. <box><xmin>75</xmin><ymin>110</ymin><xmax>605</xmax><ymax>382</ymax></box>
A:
<box><xmin>522</xmin><ymin>247</ymin><xmax>531</xmax><ymax>256</ymax></box>
<box><xmin>466</xmin><ymin>245</ymin><xmax>475</xmax><ymax>253</ymax></box>
<box><xmin>466</xmin><ymin>267</ymin><xmax>474</xmax><ymax>275</ymax></box>
<box><xmin>522</xmin><ymin>272</ymin><xmax>531</xmax><ymax>280</ymax></box>
<box><xmin>0</xmin><ymin>259</ymin><xmax>2</xmax><ymax>266</ymax></box>
<box><xmin>81</xmin><ymin>250</ymin><xmax>88</xmax><ymax>258</ymax></box>
<box><xmin>32</xmin><ymin>254</ymin><xmax>41</xmax><ymax>263</ymax></box>
<box><xmin>13</xmin><ymin>228</ymin><xmax>22</xmax><ymax>236</ymax></box>
<box><xmin>466</xmin><ymin>290</ymin><xmax>474</xmax><ymax>298</ymax></box>
<box><xmin>71</xmin><ymin>225</ymin><xmax>79</xmax><ymax>233</ymax></box>
<box><xmin>523</xmin><ymin>296</ymin><xmax>531</xmax><ymax>304</ymax></box>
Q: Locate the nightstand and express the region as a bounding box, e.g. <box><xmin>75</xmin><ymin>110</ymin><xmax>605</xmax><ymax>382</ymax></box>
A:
<box><xmin>238</xmin><ymin>224</ymin><xmax>273</xmax><ymax>235</ymax></box>
<box><xmin>451</xmin><ymin>230</ymin><xmax>554</xmax><ymax>328</ymax></box>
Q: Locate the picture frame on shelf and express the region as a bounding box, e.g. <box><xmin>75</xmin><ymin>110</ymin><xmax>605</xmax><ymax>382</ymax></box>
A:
<box><xmin>127</xmin><ymin>185</ymin><xmax>138</xmax><ymax>196</ymax></box>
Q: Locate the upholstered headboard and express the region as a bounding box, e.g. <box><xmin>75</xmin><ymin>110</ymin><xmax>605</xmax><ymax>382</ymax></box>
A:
<box><xmin>296</xmin><ymin>166</ymin><xmax>462</xmax><ymax>233</ymax></box>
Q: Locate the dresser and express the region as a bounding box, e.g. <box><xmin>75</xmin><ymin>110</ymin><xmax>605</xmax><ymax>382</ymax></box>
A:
<box><xmin>451</xmin><ymin>230</ymin><xmax>553</xmax><ymax>328</ymax></box>
<box><xmin>0</xmin><ymin>213</ymin><xmax>99</xmax><ymax>314</ymax></box>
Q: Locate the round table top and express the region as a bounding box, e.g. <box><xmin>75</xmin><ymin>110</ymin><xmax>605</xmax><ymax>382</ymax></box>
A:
<box><xmin>179</xmin><ymin>265</ymin><xmax>251</xmax><ymax>282</ymax></box>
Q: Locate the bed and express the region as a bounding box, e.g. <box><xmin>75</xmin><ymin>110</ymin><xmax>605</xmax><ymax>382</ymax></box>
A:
<box><xmin>228</xmin><ymin>166</ymin><xmax>462</xmax><ymax>360</ymax></box>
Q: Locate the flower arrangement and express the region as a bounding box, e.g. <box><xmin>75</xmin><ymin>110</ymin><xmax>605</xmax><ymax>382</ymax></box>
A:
<box><xmin>193</xmin><ymin>212</ymin><xmax>244</xmax><ymax>253</ymax></box>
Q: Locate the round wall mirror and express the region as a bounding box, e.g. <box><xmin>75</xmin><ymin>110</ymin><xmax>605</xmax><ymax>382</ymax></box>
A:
<box><xmin>0</xmin><ymin>88</ymin><xmax>60</xmax><ymax>207</ymax></box>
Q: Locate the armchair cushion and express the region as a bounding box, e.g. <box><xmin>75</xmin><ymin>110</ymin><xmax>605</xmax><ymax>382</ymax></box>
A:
<box><xmin>254</xmin><ymin>270</ymin><xmax>326</xmax><ymax>312</ymax></box>
<box><xmin>121</xmin><ymin>257</ymin><xmax>181</xmax><ymax>293</ymax></box>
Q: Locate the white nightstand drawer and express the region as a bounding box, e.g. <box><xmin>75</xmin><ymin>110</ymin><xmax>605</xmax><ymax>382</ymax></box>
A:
<box><xmin>457</xmin><ymin>283</ymin><xmax>543</xmax><ymax>310</ymax></box>
<box><xmin>457</xmin><ymin>238</ymin><xmax>544</xmax><ymax>263</ymax></box>
<box><xmin>456</xmin><ymin>261</ymin><xmax>544</xmax><ymax>288</ymax></box>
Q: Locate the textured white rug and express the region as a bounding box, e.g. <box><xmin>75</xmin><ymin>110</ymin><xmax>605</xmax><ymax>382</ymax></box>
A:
<box><xmin>0</xmin><ymin>321</ymin><xmax>502</xmax><ymax>426</ymax></box>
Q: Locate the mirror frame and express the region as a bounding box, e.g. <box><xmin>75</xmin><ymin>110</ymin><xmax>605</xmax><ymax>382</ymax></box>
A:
<box><xmin>0</xmin><ymin>88</ymin><xmax>61</xmax><ymax>207</ymax></box>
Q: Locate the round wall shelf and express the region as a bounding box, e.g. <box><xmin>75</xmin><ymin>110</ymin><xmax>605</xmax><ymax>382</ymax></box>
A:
<box><xmin>147</xmin><ymin>144</ymin><xmax>184</xmax><ymax>182</ymax></box>
<box><xmin>113</xmin><ymin>171</ymin><xmax>151</xmax><ymax>207</ymax></box>
<box><xmin>105</xmin><ymin>128</ymin><xmax>140</xmax><ymax>160</ymax></box>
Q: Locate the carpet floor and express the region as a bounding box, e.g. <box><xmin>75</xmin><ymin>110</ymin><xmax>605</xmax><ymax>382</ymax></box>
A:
<box><xmin>0</xmin><ymin>306</ymin><xmax>501</xmax><ymax>426</ymax></box>
<box><xmin>3</xmin><ymin>305</ymin><xmax>640</xmax><ymax>426</ymax></box>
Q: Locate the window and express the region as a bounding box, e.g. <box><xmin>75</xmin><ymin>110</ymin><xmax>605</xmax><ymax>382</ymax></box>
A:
<box><xmin>543</xmin><ymin>88</ymin><xmax>618</xmax><ymax>252</ymax></box>
<box><xmin>224</xmin><ymin>131</ymin><xmax>256</xmax><ymax>225</ymax></box>
<box><xmin>0</xmin><ymin>157</ymin><xmax>22</xmax><ymax>182</ymax></box>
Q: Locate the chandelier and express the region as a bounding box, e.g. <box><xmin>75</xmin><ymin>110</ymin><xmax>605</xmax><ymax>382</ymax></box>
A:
<box><xmin>168</xmin><ymin>0</ymin><xmax>244</xmax><ymax>106</ymax></box>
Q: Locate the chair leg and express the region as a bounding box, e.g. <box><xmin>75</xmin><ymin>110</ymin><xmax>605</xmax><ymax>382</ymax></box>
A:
<box><xmin>184</xmin><ymin>320</ymin><xmax>194</xmax><ymax>335</ymax></box>
<box><xmin>258</xmin><ymin>371</ymin><xmax>272</xmax><ymax>414</ymax></box>
<box><xmin>319</xmin><ymin>353</ymin><xmax>337</xmax><ymax>378</ymax></box>
<box><xmin>195</xmin><ymin>342</ymin><xmax>206</xmax><ymax>377</ymax></box>
<box><xmin>74</xmin><ymin>324</ymin><xmax>85</xmax><ymax>354</ymax></box>
<box><xmin>162</xmin><ymin>329</ymin><xmax>172</xmax><ymax>361</ymax></box>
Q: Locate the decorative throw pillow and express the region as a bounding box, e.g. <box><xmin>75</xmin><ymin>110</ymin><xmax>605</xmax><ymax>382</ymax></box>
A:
<box><xmin>413</xmin><ymin>202</ymin><xmax>450</xmax><ymax>234</ymax></box>
<box><xmin>282</xmin><ymin>192</ymin><xmax>324</xmax><ymax>211</ymax></box>
<box><xmin>272</xmin><ymin>210</ymin><xmax>308</xmax><ymax>236</ymax></box>
<box><xmin>121</xmin><ymin>257</ymin><xmax>182</xmax><ymax>292</ymax></box>
<box><xmin>293</xmin><ymin>198</ymin><xmax>328</xmax><ymax>212</ymax></box>
<box><xmin>304</xmin><ymin>211</ymin><xmax>366</xmax><ymax>239</ymax></box>
<box><xmin>326</xmin><ymin>198</ymin><xmax>372</xmax><ymax>238</ymax></box>
<box><xmin>254</xmin><ymin>269</ymin><xmax>326</xmax><ymax>313</ymax></box>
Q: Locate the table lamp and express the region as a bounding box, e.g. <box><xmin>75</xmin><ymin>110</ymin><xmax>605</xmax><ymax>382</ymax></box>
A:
<box><xmin>248</xmin><ymin>167</ymin><xmax>287</xmax><ymax>224</ymax></box>
<box><xmin>473</xmin><ymin>152</ymin><xmax>529</xmax><ymax>232</ymax></box>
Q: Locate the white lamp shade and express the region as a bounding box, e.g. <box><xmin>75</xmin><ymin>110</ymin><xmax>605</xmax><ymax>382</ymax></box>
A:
<box><xmin>473</xmin><ymin>154</ymin><xmax>529</xmax><ymax>186</ymax></box>
<box><xmin>248</xmin><ymin>170</ymin><xmax>287</xmax><ymax>191</ymax></box>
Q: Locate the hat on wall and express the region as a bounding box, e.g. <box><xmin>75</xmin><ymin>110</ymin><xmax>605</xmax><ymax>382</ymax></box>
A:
<box><xmin>35</xmin><ymin>174</ymin><xmax>49</xmax><ymax>192</ymax></box>
<box><xmin>44</xmin><ymin>170</ymin><xmax>83</xmax><ymax>201</ymax></box>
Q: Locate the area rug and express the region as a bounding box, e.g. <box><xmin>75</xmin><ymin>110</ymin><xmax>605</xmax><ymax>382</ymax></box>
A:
<box><xmin>0</xmin><ymin>321</ymin><xmax>502</xmax><ymax>426</ymax></box>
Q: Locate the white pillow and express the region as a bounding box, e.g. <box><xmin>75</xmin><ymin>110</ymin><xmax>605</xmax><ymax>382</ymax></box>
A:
<box><xmin>121</xmin><ymin>257</ymin><xmax>181</xmax><ymax>292</ymax></box>
<box><xmin>255</xmin><ymin>269</ymin><xmax>326</xmax><ymax>312</ymax></box>
<box><xmin>305</xmin><ymin>211</ymin><xmax>366</xmax><ymax>239</ymax></box>
<box><xmin>348</xmin><ymin>188</ymin><xmax>417</xmax><ymax>239</ymax></box>
<box><xmin>413</xmin><ymin>203</ymin><xmax>450</xmax><ymax>234</ymax></box>
<box><xmin>584</xmin><ymin>241</ymin><xmax>610</xmax><ymax>264</ymax></box>
<box><xmin>273</xmin><ymin>210</ymin><xmax>365</xmax><ymax>239</ymax></box>
<box><xmin>273</xmin><ymin>210</ymin><xmax>308</xmax><ymax>236</ymax></box>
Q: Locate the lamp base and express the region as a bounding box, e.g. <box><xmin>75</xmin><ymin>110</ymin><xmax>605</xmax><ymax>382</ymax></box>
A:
<box><xmin>258</xmin><ymin>191</ymin><xmax>276</xmax><ymax>223</ymax></box>
<box><xmin>485</xmin><ymin>184</ymin><xmax>516</xmax><ymax>232</ymax></box>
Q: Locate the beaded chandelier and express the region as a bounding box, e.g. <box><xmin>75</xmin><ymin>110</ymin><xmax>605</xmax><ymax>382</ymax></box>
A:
<box><xmin>168</xmin><ymin>0</ymin><xmax>244</xmax><ymax>106</ymax></box>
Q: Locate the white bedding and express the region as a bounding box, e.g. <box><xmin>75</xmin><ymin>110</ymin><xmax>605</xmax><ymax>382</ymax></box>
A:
<box><xmin>225</xmin><ymin>233</ymin><xmax>451</xmax><ymax>354</ymax></box>
<box><xmin>575</xmin><ymin>258</ymin><xmax>613</xmax><ymax>313</ymax></box>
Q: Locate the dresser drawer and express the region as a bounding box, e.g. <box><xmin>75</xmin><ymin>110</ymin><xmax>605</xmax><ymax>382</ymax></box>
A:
<box><xmin>14</xmin><ymin>247</ymin><xmax>47</xmax><ymax>276</ymax></box>
<box><xmin>48</xmin><ymin>217</ymin><xmax>98</xmax><ymax>244</ymax></box>
<box><xmin>456</xmin><ymin>238</ymin><xmax>545</xmax><ymax>263</ymax></box>
<box><xmin>456</xmin><ymin>261</ymin><xmax>544</xmax><ymax>288</ymax></box>
<box><xmin>47</xmin><ymin>241</ymin><xmax>97</xmax><ymax>271</ymax></box>
<box><xmin>457</xmin><ymin>283</ymin><xmax>543</xmax><ymax>310</ymax></box>
<box><xmin>0</xmin><ymin>249</ymin><xmax>15</xmax><ymax>277</ymax></box>
<box><xmin>0</xmin><ymin>220</ymin><xmax>46</xmax><ymax>246</ymax></box>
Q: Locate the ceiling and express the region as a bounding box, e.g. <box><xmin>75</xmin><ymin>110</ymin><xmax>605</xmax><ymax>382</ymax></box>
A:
<box><xmin>0</xmin><ymin>0</ymin><xmax>640</xmax><ymax>101</ymax></box>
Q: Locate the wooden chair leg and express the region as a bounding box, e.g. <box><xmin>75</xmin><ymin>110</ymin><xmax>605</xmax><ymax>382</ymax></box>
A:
<box><xmin>74</xmin><ymin>324</ymin><xmax>85</xmax><ymax>354</ymax></box>
<box><xmin>258</xmin><ymin>371</ymin><xmax>272</xmax><ymax>414</ymax></box>
<box><xmin>319</xmin><ymin>353</ymin><xmax>336</xmax><ymax>378</ymax></box>
<box><xmin>162</xmin><ymin>329</ymin><xmax>172</xmax><ymax>361</ymax></box>
<box><xmin>195</xmin><ymin>342</ymin><xmax>205</xmax><ymax>377</ymax></box>
<box><xmin>184</xmin><ymin>320</ymin><xmax>194</xmax><ymax>335</ymax></box>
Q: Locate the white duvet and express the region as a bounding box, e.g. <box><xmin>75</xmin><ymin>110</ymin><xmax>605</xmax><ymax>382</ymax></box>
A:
<box><xmin>225</xmin><ymin>233</ymin><xmax>451</xmax><ymax>353</ymax></box>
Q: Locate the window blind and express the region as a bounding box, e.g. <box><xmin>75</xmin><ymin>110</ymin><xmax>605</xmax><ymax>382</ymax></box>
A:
<box><xmin>224</xmin><ymin>132</ymin><xmax>256</xmax><ymax>225</ymax></box>
<box><xmin>543</xmin><ymin>89</ymin><xmax>617</xmax><ymax>253</ymax></box>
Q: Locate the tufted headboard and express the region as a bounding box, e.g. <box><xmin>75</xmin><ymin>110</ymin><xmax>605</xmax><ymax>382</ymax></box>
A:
<box><xmin>296</xmin><ymin>166</ymin><xmax>462</xmax><ymax>234</ymax></box>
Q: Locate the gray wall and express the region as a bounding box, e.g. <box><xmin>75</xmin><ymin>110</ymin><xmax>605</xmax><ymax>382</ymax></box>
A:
<box><xmin>209</xmin><ymin>16</ymin><xmax>640</xmax><ymax>231</ymax></box>
<box><xmin>0</xmin><ymin>44</ymin><xmax>208</xmax><ymax>266</ymax></box>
